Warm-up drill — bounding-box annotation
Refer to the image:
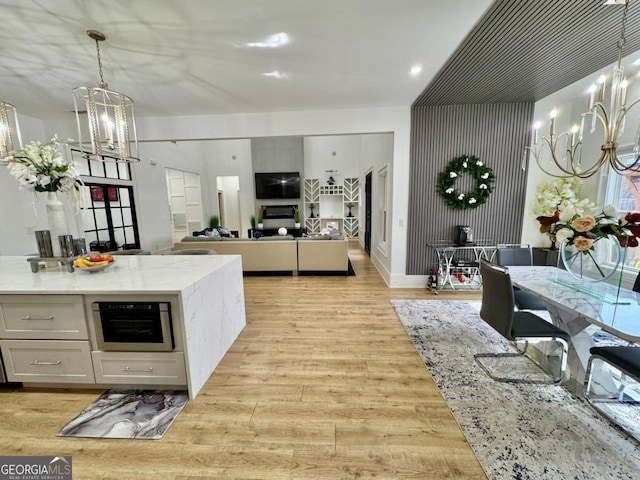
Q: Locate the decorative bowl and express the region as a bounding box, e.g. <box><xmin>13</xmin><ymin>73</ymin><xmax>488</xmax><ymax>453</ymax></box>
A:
<box><xmin>74</xmin><ymin>258</ymin><xmax>116</xmax><ymax>273</ymax></box>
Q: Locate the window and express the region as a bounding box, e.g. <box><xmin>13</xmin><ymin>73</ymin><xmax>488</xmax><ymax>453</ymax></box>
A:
<box><xmin>82</xmin><ymin>184</ymin><xmax>140</xmax><ymax>252</ymax></box>
<box><xmin>603</xmin><ymin>151</ymin><xmax>640</xmax><ymax>270</ymax></box>
<box><xmin>69</xmin><ymin>146</ymin><xmax>140</xmax><ymax>252</ymax></box>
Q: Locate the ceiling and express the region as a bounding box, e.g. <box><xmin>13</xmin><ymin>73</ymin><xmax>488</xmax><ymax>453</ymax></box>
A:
<box><xmin>0</xmin><ymin>0</ymin><xmax>492</xmax><ymax>120</ymax></box>
<box><xmin>416</xmin><ymin>0</ymin><xmax>640</xmax><ymax>106</ymax></box>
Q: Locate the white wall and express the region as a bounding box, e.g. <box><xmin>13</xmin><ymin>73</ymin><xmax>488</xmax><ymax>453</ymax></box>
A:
<box><xmin>134</xmin><ymin>107</ymin><xmax>410</xmax><ymax>285</ymax></box>
<box><xmin>0</xmin><ymin>114</ymin><xmax>51</xmax><ymax>255</ymax></box>
<box><xmin>1</xmin><ymin>107</ymin><xmax>410</xmax><ymax>285</ymax></box>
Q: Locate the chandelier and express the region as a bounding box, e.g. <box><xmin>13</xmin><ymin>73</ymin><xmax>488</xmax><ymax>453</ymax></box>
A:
<box><xmin>73</xmin><ymin>30</ymin><xmax>139</xmax><ymax>163</ymax></box>
<box><xmin>525</xmin><ymin>0</ymin><xmax>640</xmax><ymax>178</ymax></box>
<box><xmin>0</xmin><ymin>101</ymin><xmax>22</xmax><ymax>164</ymax></box>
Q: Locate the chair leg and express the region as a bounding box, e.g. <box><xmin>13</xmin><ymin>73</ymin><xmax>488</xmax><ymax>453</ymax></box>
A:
<box><xmin>474</xmin><ymin>337</ymin><xmax>568</xmax><ymax>384</ymax></box>
<box><xmin>584</xmin><ymin>356</ymin><xmax>640</xmax><ymax>445</ymax></box>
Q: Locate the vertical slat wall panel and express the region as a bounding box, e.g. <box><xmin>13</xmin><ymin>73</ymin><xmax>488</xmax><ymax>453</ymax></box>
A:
<box><xmin>406</xmin><ymin>103</ymin><xmax>534</xmax><ymax>275</ymax></box>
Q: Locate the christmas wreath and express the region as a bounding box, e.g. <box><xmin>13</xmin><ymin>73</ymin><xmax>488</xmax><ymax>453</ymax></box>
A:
<box><xmin>437</xmin><ymin>155</ymin><xmax>495</xmax><ymax>210</ymax></box>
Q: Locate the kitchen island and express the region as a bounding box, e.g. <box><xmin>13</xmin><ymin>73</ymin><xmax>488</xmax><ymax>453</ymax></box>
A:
<box><xmin>0</xmin><ymin>255</ymin><xmax>246</xmax><ymax>399</ymax></box>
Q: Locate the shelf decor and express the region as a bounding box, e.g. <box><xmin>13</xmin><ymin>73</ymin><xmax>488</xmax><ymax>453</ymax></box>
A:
<box><xmin>437</xmin><ymin>155</ymin><xmax>494</xmax><ymax>210</ymax></box>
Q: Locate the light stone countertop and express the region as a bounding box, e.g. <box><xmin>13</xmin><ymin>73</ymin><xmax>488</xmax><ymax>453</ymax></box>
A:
<box><xmin>0</xmin><ymin>255</ymin><xmax>242</xmax><ymax>295</ymax></box>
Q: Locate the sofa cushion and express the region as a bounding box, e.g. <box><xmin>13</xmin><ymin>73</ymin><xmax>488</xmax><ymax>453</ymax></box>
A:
<box><xmin>257</xmin><ymin>235</ymin><xmax>295</xmax><ymax>241</ymax></box>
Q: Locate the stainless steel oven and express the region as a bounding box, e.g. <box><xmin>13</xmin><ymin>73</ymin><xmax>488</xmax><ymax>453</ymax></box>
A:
<box><xmin>92</xmin><ymin>302</ymin><xmax>174</xmax><ymax>352</ymax></box>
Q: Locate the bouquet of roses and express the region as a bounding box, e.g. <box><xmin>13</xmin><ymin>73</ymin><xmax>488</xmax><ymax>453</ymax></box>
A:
<box><xmin>537</xmin><ymin>206</ymin><xmax>640</xmax><ymax>253</ymax></box>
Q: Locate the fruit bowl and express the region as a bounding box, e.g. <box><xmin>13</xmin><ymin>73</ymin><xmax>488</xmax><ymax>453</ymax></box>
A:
<box><xmin>73</xmin><ymin>254</ymin><xmax>116</xmax><ymax>273</ymax></box>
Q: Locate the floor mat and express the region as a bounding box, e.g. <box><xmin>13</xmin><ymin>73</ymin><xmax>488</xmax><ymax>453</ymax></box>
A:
<box><xmin>56</xmin><ymin>389</ymin><xmax>188</xmax><ymax>440</ymax></box>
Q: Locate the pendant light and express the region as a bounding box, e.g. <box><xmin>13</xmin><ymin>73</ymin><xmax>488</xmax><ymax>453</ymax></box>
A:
<box><xmin>0</xmin><ymin>101</ymin><xmax>22</xmax><ymax>164</ymax></box>
<box><xmin>72</xmin><ymin>30</ymin><xmax>139</xmax><ymax>163</ymax></box>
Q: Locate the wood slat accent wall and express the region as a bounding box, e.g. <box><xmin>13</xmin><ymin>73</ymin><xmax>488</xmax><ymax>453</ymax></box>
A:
<box><xmin>406</xmin><ymin>103</ymin><xmax>534</xmax><ymax>275</ymax></box>
<box><xmin>413</xmin><ymin>0</ymin><xmax>640</xmax><ymax>106</ymax></box>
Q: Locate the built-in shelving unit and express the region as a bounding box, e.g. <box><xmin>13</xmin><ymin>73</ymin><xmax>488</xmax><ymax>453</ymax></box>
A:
<box><xmin>304</xmin><ymin>177</ymin><xmax>359</xmax><ymax>238</ymax></box>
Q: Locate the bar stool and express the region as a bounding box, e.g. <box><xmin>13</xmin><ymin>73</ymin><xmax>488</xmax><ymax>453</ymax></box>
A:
<box><xmin>584</xmin><ymin>345</ymin><xmax>640</xmax><ymax>443</ymax></box>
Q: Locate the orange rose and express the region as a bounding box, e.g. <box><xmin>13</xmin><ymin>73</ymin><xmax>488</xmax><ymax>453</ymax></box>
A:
<box><xmin>573</xmin><ymin>236</ymin><xmax>593</xmax><ymax>251</ymax></box>
<box><xmin>571</xmin><ymin>215</ymin><xmax>596</xmax><ymax>232</ymax></box>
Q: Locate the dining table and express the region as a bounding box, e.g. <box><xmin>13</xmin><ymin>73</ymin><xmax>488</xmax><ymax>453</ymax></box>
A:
<box><xmin>508</xmin><ymin>265</ymin><xmax>640</xmax><ymax>395</ymax></box>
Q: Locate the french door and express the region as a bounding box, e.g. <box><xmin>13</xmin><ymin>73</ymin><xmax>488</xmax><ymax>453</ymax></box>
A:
<box><xmin>81</xmin><ymin>183</ymin><xmax>140</xmax><ymax>252</ymax></box>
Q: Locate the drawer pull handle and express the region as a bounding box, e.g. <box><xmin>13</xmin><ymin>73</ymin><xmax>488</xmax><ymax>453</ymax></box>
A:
<box><xmin>22</xmin><ymin>315</ymin><xmax>55</xmax><ymax>320</ymax></box>
<box><xmin>122</xmin><ymin>366</ymin><xmax>153</xmax><ymax>373</ymax></box>
<box><xmin>30</xmin><ymin>360</ymin><xmax>61</xmax><ymax>366</ymax></box>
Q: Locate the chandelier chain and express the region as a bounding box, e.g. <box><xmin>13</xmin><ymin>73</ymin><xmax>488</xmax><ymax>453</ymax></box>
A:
<box><xmin>617</xmin><ymin>0</ymin><xmax>629</xmax><ymax>51</ymax></box>
<box><xmin>94</xmin><ymin>37</ymin><xmax>106</xmax><ymax>88</ymax></box>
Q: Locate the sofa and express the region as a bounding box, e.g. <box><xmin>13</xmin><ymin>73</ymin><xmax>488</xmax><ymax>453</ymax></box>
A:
<box><xmin>174</xmin><ymin>235</ymin><xmax>349</xmax><ymax>274</ymax></box>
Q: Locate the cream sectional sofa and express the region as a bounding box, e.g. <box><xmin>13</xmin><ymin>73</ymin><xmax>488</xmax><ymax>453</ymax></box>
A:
<box><xmin>174</xmin><ymin>236</ymin><xmax>349</xmax><ymax>273</ymax></box>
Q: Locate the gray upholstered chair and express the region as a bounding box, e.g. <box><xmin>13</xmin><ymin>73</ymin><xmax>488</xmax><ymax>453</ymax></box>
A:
<box><xmin>633</xmin><ymin>272</ymin><xmax>640</xmax><ymax>293</ymax></box>
<box><xmin>584</xmin><ymin>346</ymin><xmax>640</xmax><ymax>443</ymax></box>
<box><xmin>105</xmin><ymin>249</ymin><xmax>151</xmax><ymax>255</ymax></box>
<box><xmin>495</xmin><ymin>244</ymin><xmax>547</xmax><ymax>311</ymax></box>
<box><xmin>474</xmin><ymin>259</ymin><xmax>570</xmax><ymax>383</ymax></box>
<box><xmin>163</xmin><ymin>248</ymin><xmax>217</xmax><ymax>255</ymax></box>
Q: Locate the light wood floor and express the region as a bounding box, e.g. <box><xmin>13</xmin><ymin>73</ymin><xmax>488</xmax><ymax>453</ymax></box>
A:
<box><xmin>0</xmin><ymin>244</ymin><xmax>486</xmax><ymax>479</ymax></box>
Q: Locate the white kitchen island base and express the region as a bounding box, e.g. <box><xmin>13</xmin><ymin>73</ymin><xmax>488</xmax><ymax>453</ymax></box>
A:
<box><xmin>0</xmin><ymin>255</ymin><xmax>246</xmax><ymax>399</ymax></box>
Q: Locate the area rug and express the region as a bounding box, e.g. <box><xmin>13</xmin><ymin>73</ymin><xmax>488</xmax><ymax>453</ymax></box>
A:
<box><xmin>57</xmin><ymin>389</ymin><xmax>189</xmax><ymax>440</ymax></box>
<box><xmin>391</xmin><ymin>300</ymin><xmax>640</xmax><ymax>480</ymax></box>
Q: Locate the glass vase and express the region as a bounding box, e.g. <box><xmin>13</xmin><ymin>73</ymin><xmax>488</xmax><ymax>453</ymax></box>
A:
<box><xmin>560</xmin><ymin>235</ymin><xmax>622</xmax><ymax>283</ymax></box>
<box><xmin>45</xmin><ymin>191</ymin><xmax>71</xmax><ymax>258</ymax></box>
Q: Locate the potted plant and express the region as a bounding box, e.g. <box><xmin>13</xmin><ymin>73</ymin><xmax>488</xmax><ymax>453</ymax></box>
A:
<box><xmin>308</xmin><ymin>203</ymin><xmax>316</xmax><ymax>218</ymax></box>
<box><xmin>257</xmin><ymin>206</ymin><xmax>264</xmax><ymax>229</ymax></box>
<box><xmin>293</xmin><ymin>206</ymin><xmax>301</xmax><ymax>228</ymax></box>
<box><xmin>250</xmin><ymin>215</ymin><xmax>256</xmax><ymax>230</ymax></box>
<box><xmin>209</xmin><ymin>215</ymin><xmax>220</xmax><ymax>229</ymax></box>
<box><xmin>345</xmin><ymin>202</ymin><xmax>356</xmax><ymax>217</ymax></box>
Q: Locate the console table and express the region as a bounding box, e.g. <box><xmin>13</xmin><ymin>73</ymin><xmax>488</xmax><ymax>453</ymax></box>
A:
<box><xmin>427</xmin><ymin>240</ymin><xmax>497</xmax><ymax>291</ymax></box>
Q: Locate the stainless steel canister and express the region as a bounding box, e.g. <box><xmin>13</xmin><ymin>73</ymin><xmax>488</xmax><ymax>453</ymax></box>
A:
<box><xmin>34</xmin><ymin>230</ymin><xmax>53</xmax><ymax>258</ymax></box>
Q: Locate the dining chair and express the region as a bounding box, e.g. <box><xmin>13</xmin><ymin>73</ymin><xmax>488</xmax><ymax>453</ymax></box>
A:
<box><xmin>163</xmin><ymin>249</ymin><xmax>217</xmax><ymax>255</ymax></box>
<box><xmin>474</xmin><ymin>259</ymin><xmax>570</xmax><ymax>383</ymax></box>
<box><xmin>584</xmin><ymin>345</ymin><xmax>640</xmax><ymax>443</ymax></box>
<box><xmin>633</xmin><ymin>271</ymin><xmax>640</xmax><ymax>293</ymax></box>
<box><xmin>495</xmin><ymin>244</ymin><xmax>547</xmax><ymax>311</ymax></box>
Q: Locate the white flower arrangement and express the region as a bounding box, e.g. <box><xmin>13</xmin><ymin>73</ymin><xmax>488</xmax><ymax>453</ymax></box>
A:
<box><xmin>531</xmin><ymin>177</ymin><xmax>596</xmax><ymax>219</ymax></box>
<box><xmin>5</xmin><ymin>135</ymin><xmax>82</xmax><ymax>194</ymax></box>
<box><xmin>449</xmin><ymin>171</ymin><xmax>457</xmax><ymax>178</ymax></box>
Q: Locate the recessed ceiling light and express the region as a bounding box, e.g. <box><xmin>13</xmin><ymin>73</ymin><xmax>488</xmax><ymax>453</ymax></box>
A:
<box><xmin>263</xmin><ymin>71</ymin><xmax>287</xmax><ymax>79</ymax></box>
<box><xmin>247</xmin><ymin>32</ymin><xmax>290</xmax><ymax>48</ymax></box>
<box><xmin>410</xmin><ymin>65</ymin><xmax>422</xmax><ymax>76</ymax></box>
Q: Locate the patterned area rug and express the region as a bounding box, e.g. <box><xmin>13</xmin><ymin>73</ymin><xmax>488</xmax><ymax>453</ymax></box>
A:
<box><xmin>391</xmin><ymin>300</ymin><xmax>640</xmax><ymax>480</ymax></box>
<box><xmin>57</xmin><ymin>390</ymin><xmax>188</xmax><ymax>440</ymax></box>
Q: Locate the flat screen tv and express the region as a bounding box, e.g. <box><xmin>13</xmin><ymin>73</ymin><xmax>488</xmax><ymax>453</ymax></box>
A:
<box><xmin>254</xmin><ymin>172</ymin><xmax>301</xmax><ymax>199</ymax></box>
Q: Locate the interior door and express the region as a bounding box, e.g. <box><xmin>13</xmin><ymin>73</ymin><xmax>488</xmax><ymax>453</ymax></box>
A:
<box><xmin>365</xmin><ymin>171</ymin><xmax>372</xmax><ymax>256</ymax></box>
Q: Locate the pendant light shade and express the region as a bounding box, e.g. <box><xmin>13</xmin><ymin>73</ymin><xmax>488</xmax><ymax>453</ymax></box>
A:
<box><xmin>73</xmin><ymin>30</ymin><xmax>139</xmax><ymax>163</ymax></box>
<box><xmin>0</xmin><ymin>101</ymin><xmax>22</xmax><ymax>163</ymax></box>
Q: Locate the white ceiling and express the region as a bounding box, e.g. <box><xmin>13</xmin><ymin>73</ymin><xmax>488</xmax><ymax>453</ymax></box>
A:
<box><xmin>0</xmin><ymin>0</ymin><xmax>492</xmax><ymax>120</ymax></box>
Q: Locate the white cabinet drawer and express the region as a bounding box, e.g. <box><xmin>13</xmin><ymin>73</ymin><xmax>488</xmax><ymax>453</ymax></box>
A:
<box><xmin>92</xmin><ymin>351</ymin><xmax>187</xmax><ymax>386</ymax></box>
<box><xmin>0</xmin><ymin>295</ymin><xmax>87</xmax><ymax>340</ymax></box>
<box><xmin>0</xmin><ymin>340</ymin><xmax>95</xmax><ymax>383</ymax></box>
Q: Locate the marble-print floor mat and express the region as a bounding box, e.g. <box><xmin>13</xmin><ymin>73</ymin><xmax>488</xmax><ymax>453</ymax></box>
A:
<box><xmin>57</xmin><ymin>390</ymin><xmax>189</xmax><ymax>440</ymax></box>
<box><xmin>391</xmin><ymin>300</ymin><xmax>640</xmax><ymax>480</ymax></box>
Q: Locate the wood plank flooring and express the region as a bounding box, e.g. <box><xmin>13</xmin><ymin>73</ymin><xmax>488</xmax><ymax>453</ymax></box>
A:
<box><xmin>0</xmin><ymin>244</ymin><xmax>486</xmax><ymax>479</ymax></box>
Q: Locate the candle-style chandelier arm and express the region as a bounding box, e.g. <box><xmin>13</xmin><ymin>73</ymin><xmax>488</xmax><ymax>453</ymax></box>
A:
<box><xmin>523</xmin><ymin>0</ymin><xmax>640</xmax><ymax>179</ymax></box>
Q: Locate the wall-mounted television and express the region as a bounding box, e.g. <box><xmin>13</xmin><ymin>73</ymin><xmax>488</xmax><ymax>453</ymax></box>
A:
<box><xmin>254</xmin><ymin>172</ymin><xmax>301</xmax><ymax>199</ymax></box>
